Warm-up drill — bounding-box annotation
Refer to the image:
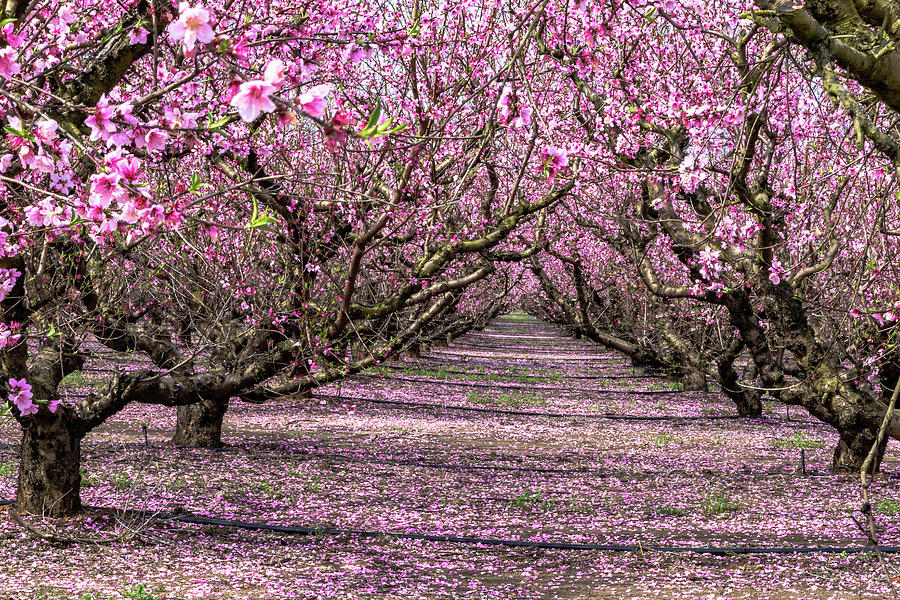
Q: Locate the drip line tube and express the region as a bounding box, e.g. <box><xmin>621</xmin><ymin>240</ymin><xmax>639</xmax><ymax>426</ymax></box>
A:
<box><xmin>241</xmin><ymin>453</ymin><xmax>840</xmax><ymax>478</ymax></box>
<box><xmin>380</xmin><ymin>365</ymin><xmax>665</xmax><ymax>380</ymax></box>
<box><xmin>428</xmin><ymin>352</ymin><xmax>620</xmax><ymax>363</ymax></box>
<box><xmin>352</xmin><ymin>373</ymin><xmax>703</xmax><ymax>394</ymax></box>
<box><xmin>450</xmin><ymin>343</ymin><xmax>598</xmax><ymax>351</ymax></box>
<box><xmin>0</xmin><ymin>440</ymin><xmax>843</xmax><ymax>475</ymax></box>
<box><xmin>68</xmin><ymin>363</ymin><xmax>665</xmax><ymax>381</ymax></box>
<box><xmin>315</xmin><ymin>393</ymin><xmax>829</xmax><ymax>425</ymax></box>
<box><xmin>413</xmin><ymin>355</ymin><xmax>649</xmax><ymax>371</ymax></box>
<box><xmin>315</xmin><ymin>393</ymin><xmax>748</xmax><ymax>420</ymax></box>
<box><xmin>51</xmin><ymin>389</ymin><xmax>824</xmax><ymax>425</ymax></box>
<box><xmin>0</xmin><ymin>500</ymin><xmax>893</xmax><ymax>555</ymax></box>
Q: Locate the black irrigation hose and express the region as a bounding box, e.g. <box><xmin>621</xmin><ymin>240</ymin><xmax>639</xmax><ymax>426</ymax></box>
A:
<box><xmin>466</xmin><ymin>335</ymin><xmax>573</xmax><ymax>341</ymax></box>
<box><xmin>471</xmin><ymin>336</ymin><xmax>576</xmax><ymax>343</ymax></box>
<box><xmin>1</xmin><ymin>499</ymin><xmax>895</xmax><ymax>555</ymax></box>
<box><xmin>352</xmin><ymin>373</ymin><xmax>699</xmax><ymax>394</ymax></box>
<box><xmin>280</xmin><ymin>456</ymin><xmax>838</xmax><ymax>478</ymax></box>
<box><xmin>74</xmin><ymin>349</ymin><xmax>635</xmax><ymax>372</ymax></box>
<box><xmin>451</xmin><ymin>341</ymin><xmax>598</xmax><ymax>350</ymax></box>
<box><xmin>51</xmin><ymin>387</ymin><xmax>823</xmax><ymax>425</ymax></box>
<box><xmin>257</xmin><ymin>452</ymin><xmax>840</xmax><ymax>478</ymax></box>
<box><xmin>380</xmin><ymin>365</ymin><xmax>666</xmax><ymax>381</ymax></box>
<box><xmin>317</xmin><ymin>393</ymin><xmax>830</xmax><ymax>426</ymax></box>
<box><xmin>413</xmin><ymin>355</ymin><xmax>646</xmax><ymax>371</ymax></box>
<box><xmin>451</xmin><ymin>347</ymin><xmax>600</xmax><ymax>354</ymax></box>
<box><xmin>315</xmin><ymin>393</ymin><xmax>748</xmax><ymax>421</ymax></box>
<box><xmin>0</xmin><ymin>438</ymin><xmax>842</xmax><ymax>475</ymax></box>
<box><xmin>429</xmin><ymin>351</ymin><xmax>619</xmax><ymax>362</ymax></box>
<box><xmin>69</xmin><ymin>363</ymin><xmax>666</xmax><ymax>382</ymax></box>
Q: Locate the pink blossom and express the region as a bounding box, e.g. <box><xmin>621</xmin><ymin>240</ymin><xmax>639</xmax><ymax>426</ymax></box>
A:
<box><xmin>47</xmin><ymin>399</ymin><xmax>60</xmax><ymax>414</ymax></box>
<box><xmin>498</xmin><ymin>85</ymin><xmax>533</xmax><ymax>129</ymax></box>
<box><xmin>17</xmin><ymin>144</ymin><xmax>35</xmax><ymax>166</ymax></box>
<box><xmin>85</xmin><ymin>96</ymin><xmax>117</xmax><ymax>142</ymax></box>
<box><xmin>29</xmin><ymin>152</ymin><xmax>55</xmax><ymax>174</ymax></box>
<box><xmin>324</xmin><ymin>113</ymin><xmax>350</xmax><ymax>149</ymax></box>
<box><xmin>17</xmin><ymin>401</ymin><xmax>38</xmax><ymax>417</ymax></box>
<box><xmin>541</xmin><ymin>146</ymin><xmax>569</xmax><ymax>182</ymax></box>
<box><xmin>2</xmin><ymin>23</ymin><xmax>23</xmax><ymax>49</ymax></box>
<box><xmin>264</xmin><ymin>59</ymin><xmax>286</xmax><ymax>86</ymax></box>
<box><xmin>163</xmin><ymin>107</ymin><xmax>200</xmax><ymax>129</ymax></box>
<box><xmin>0</xmin><ymin>322</ymin><xmax>21</xmax><ymax>349</ymax></box>
<box><xmin>168</xmin><ymin>2</ymin><xmax>215</xmax><ymax>56</ymax></box>
<box><xmin>129</xmin><ymin>27</ymin><xmax>149</xmax><ymax>45</ymax></box>
<box><xmin>698</xmin><ymin>246</ymin><xmax>722</xmax><ymax>281</ymax></box>
<box><xmin>98</xmin><ymin>217</ymin><xmax>119</xmax><ymax>235</ymax></box>
<box><xmin>498</xmin><ymin>85</ymin><xmax>515</xmax><ymax>122</ymax></box>
<box><xmin>510</xmin><ymin>105</ymin><xmax>533</xmax><ymax>129</ymax></box>
<box><xmin>0</xmin><ymin>267</ymin><xmax>20</xmax><ymax>302</ymax></box>
<box><xmin>90</xmin><ymin>173</ymin><xmax>123</xmax><ymax>208</ymax></box>
<box><xmin>116</xmin><ymin>201</ymin><xmax>144</xmax><ymax>224</ymax></box>
<box><xmin>8</xmin><ymin>378</ymin><xmax>36</xmax><ymax>416</ymax></box>
<box><xmin>24</xmin><ymin>198</ymin><xmax>69</xmax><ymax>228</ymax></box>
<box><xmin>35</xmin><ymin>119</ymin><xmax>59</xmax><ymax>143</ymax></box>
<box><xmin>225</xmin><ymin>36</ymin><xmax>251</xmax><ymax>63</ymax></box>
<box><xmin>230</xmin><ymin>80</ymin><xmax>277</xmax><ymax>122</ymax></box>
<box><xmin>0</xmin><ymin>47</ymin><xmax>20</xmax><ymax>79</ymax></box>
<box><xmin>85</xmin><ymin>205</ymin><xmax>105</xmax><ymax>222</ymax></box>
<box><xmin>110</xmin><ymin>155</ymin><xmax>143</xmax><ymax>182</ymax></box>
<box><xmin>143</xmin><ymin>204</ymin><xmax>166</xmax><ymax>227</ymax></box>
<box><xmin>58</xmin><ymin>4</ymin><xmax>77</xmax><ymax>24</ymax></box>
<box><xmin>297</xmin><ymin>84</ymin><xmax>331</xmax><ymax>118</ymax></box>
<box><xmin>768</xmin><ymin>271</ymin><xmax>781</xmax><ymax>285</ymax></box>
<box><xmin>143</xmin><ymin>128</ymin><xmax>169</xmax><ymax>152</ymax></box>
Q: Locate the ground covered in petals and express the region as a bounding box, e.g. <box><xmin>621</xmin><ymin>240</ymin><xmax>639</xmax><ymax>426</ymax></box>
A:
<box><xmin>2</xmin><ymin>315</ymin><xmax>899</xmax><ymax>599</ymax></box>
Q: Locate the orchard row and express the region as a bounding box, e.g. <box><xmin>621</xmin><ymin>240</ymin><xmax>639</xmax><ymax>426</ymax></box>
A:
<box><xmin>2</xmin><ymin>0</ymin><xmax>900</xmax><ymax>516</ymax></box>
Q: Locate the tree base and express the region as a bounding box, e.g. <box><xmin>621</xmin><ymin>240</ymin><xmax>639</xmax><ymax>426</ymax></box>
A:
<box><xmin>733</xmin><ymin>393</ymin><xmax>762</xmax><ymax>417</ymax></box>
<box><xmin>679</xmin><ymin>370</ymin><xmax>708</xmax><ymax>392</ymax></box>
<box><xmin>172</xmin><ymin>398</ymin><xmax>228</xmax><ymax>448</ymax></box>
<box><xmin>16</xmin><ymin>417</ymin><xmax>82</xmax><ymax>517</ymax></box>
<box><xmin>832</xmin><ymin>428</ymin><xmax>886</xmax><ymax>473</ymax></box>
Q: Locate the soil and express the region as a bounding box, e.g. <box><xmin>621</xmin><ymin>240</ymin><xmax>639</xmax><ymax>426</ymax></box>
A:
<box><xmin>1</xmin><ymin>315</ymin><xmax>898</xmax><ymax>599</ymax></box>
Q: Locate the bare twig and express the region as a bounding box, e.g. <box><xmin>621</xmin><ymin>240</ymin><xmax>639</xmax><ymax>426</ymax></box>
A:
<box><xmin>7</xmin><ymin>506</ymin><xmax>152</xmax><ymax>546</ymax></box>
<box><xmin>858</xmin><ymin>375</ymin><xmax>900</xmax><ymax>592</ymax></box>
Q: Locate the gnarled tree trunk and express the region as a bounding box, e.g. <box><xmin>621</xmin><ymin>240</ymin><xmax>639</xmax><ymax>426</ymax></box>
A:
<box><xmin>719</xmin><ymin>369</ymin><xmax>762</xmax><ymax>417</ymax></box>
<box><xmin>833</xmin><ymin>427</ymin><xmax>887</xmax><ymax>473</ymax></box>
<box><xmin>717</xmin><ymin>339</ymin><xmax>762</xmax><ymax>417</ymax></box>
<box><xmin>172</xmin><ymin>397</ymin><xmax>229</xmax><ymax>447</ymax></box>
<box><xmin>677</xmin><ymin>369</ymin><xmax>708</xmax><ymax>392</ymax></box>
<box><xmin>16</xmin><ymin>416</ymin><xmax>82</xmax><ymax>517</ymax></box>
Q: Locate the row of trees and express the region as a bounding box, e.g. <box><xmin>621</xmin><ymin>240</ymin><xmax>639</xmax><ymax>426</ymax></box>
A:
<box><xmin>4</xmin><ymin>0</ymin><xmax>900</xmax><ymax>515</ymax></box>
<box><xmin>0</xmin><ymin>0</ymin><xmax>567</xmax><ymax>515</ymax></box>
<box><xmin>525</xmin><ymin>0</ymin><xmax>900</xmax><ymax>472</ymax></box>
